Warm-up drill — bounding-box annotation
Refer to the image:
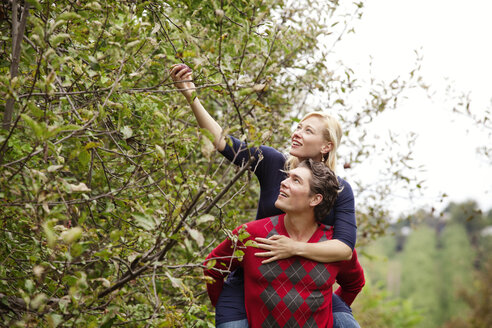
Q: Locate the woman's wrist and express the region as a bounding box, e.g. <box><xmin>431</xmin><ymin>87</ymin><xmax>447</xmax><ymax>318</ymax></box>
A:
<box><xmin>185</xmin><ymin>90</ymin><xmax>198</xmax><ymax>104</ymax></box>
<box><xmin>293</xmin><ymin>240</ymin><xmax>305</xmax><ymax>257</ymax></box>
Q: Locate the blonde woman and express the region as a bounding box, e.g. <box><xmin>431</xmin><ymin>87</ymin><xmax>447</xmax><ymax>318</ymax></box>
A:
<box><xmin>170</xmin><ymin>64</ymin><xmax>361</xmax><ymax>328</ymax></box>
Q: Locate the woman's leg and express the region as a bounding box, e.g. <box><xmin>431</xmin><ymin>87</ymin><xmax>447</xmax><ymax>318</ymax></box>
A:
<box><xmin>215</xmin><ymin>269</ymin><xmax>248</xmax><ymax>327</ymax></box>
<box><xmin>333</xmin><ymin>311</ymin><xmax>361</xmax><ymax>328</ymax></box>
<box><xmin>216</xmin><ymin>319</ymin><xmax>249</xmax><ymax>328</ymax></box>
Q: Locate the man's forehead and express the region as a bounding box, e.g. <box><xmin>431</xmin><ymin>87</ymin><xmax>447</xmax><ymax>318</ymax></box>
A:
<box><xmin>288</xmin><ymin>166</ymin><xmax>312</xmax><ymax>180</ymax></box>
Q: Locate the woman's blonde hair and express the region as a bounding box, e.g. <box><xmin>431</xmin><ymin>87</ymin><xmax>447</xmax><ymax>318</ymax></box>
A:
<box><xmin>285</xmin><ymin>112</ymin><xmax>343</xmax><ymax>172</ymax></box>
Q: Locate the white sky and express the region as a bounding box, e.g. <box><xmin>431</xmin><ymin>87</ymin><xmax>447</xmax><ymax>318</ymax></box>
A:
<box><xmin>333</xmin><ymin>0</ymin><xmax>492</xmax><ymax>215</ymax></box>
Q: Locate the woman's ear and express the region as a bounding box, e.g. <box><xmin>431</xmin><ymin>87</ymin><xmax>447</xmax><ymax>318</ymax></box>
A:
<box><xmin>310</xmin><ymin>194</ymin><xmax>323</xmax><ymax>207</ymax></box>
<box><xmin>321</xmin><ymin>143</ymin><xmax>333</xmax><ymax>157</ymax></box>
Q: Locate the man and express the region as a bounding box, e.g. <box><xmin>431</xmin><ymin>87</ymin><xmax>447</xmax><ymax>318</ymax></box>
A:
<box><xmin>204</xmin><ymin>160</ymin><xmax>365</xmax><ymax>327</ymax></box>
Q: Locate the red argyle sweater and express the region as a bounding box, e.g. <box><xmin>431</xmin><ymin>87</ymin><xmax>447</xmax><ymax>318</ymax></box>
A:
<box><xmin>204</xmin><ymin>214</ymin><xmax>365</xmax><ymax>328</ymax></box>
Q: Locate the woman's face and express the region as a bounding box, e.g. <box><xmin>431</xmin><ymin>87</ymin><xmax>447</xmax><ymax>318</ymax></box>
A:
<box><xmin>289</xmin><ymin>116</ymin><xmax>331</xmax><ymax>162</ymax></box>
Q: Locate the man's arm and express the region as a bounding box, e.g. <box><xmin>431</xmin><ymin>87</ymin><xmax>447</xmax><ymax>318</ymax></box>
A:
<box><xmin>334</xmin><ymin>249</ymin><xmax>365</xmax><ymax>306</ymax></box>
<box><xmin>203</xmin><ymin>228</ymin><xmax>244</xmax><ymax>306</ymax></box>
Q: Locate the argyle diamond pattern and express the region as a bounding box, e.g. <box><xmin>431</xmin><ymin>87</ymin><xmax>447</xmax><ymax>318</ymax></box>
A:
<box><xmin>305</xmin><ymin>290</ymin><xmax>324</xmax><ymax>312</ymax></box>
<box><xmin>259</xmin><ymin>261</ymin><xmax>283</xmax><ymax>282</ymax></box>
<box><xmin>309</xmin><ymin>263</ymin><xmax>331</xmax><ymax>287</ymax></box>
<box><xmin>254</xmin><ymin>216</ymin><xmax>335</xmax><ymax>327</ymax></box>
<box><xmin>260</xmin><ymin>285</ymin><xmax>282</xmax><ymax>311</ymax></box>
<box><xmin>284</xmin><ymin>259</ymin><xmax>308</xmax><ymax>285</ymax></box>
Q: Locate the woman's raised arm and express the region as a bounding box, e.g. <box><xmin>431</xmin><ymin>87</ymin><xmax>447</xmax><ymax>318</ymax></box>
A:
<box><xmin>170</xmin><ymin>64</ymin><xmax>226</xmax><ymax>151</ymax></box>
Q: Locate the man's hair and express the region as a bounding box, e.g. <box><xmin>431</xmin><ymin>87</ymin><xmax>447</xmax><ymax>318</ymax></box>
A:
<box><xmin>298</xmin><ymin>159</ymin><xmax>342</xmax><ymax>222</ymax></box>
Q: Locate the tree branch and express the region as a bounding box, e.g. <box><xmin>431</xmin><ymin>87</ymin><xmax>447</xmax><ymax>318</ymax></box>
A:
<box><xmin>3</xmin><ymin>0</ymin><xmax>30</xmax><ymax>130</ymax></box>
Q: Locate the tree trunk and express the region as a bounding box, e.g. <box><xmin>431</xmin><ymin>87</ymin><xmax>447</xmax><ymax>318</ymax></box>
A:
<box><xmin>2</xmin><ymin>0</ymin><xmax>30</xmax><ymax>130</ymax></box>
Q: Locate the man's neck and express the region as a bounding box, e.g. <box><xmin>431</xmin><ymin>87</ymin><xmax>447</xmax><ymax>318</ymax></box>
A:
<box><xmin>283</xmin><ymin>212</ymin><xmax>318</xmax><ymax>242</ymax></box>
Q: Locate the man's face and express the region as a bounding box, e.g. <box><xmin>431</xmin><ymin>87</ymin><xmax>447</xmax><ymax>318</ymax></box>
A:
<box><xmin>275</xmin><ymin>166</ymin><xmax>317</xmax><ymax>214</ymax></box>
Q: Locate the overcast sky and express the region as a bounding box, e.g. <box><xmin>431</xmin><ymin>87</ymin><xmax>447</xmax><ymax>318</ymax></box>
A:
<box><xmin>332</xmin><ymin>0</ymin><xmax>492</xmax><ymax>215</ymax></box>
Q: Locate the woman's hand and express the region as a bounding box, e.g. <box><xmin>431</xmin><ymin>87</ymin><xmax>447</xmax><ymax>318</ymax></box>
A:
<box><xmin>170</xmin><ymin>64</ymin><xmax>195</xmax><ymax>101</ymax></box>
<box><xmin>254</xmin><ymin>235</ymin><xmax>300</xmax><ymax>264</ymax></box>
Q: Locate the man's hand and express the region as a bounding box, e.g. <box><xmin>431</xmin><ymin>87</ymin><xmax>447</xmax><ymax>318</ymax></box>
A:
<box><xmin>169</xmin><ymin>64</ymin><xmax>195</xmax><ymax>100</ymax></box>
<box><xmin>254</xmin><ymin>235</ymin><xmax>300</xmax><ymax>264</ymax></box>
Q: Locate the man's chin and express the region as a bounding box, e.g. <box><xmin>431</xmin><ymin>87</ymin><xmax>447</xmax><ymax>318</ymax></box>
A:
<box><xmin>274</xmin><ymin>200</ymin><xmax>283</xmax><ymax>211</ymax></box>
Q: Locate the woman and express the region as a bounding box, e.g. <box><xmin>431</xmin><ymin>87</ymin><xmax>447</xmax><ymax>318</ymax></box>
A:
<box><xmin>170</xmin><ymin>64</ymin><xmax>361</xmax><ymax>328</ymax></box>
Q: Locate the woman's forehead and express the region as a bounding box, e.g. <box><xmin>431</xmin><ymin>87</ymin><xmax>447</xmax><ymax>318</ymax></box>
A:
<box><xmin>300</xmin><ymin>116</ymin><xmax>324</xmax><ymax>129</ymax></box>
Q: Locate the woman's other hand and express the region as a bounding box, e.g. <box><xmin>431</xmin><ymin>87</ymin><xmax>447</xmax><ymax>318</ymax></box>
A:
<box><xmin>254</xmin><ymin>235</ymin><xmax>300</xmax><ymax>264</ymax></box>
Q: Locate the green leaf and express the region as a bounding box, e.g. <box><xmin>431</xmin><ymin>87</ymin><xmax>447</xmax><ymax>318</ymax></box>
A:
<box><xmin>21</xmin><ymin>114</ymin><xmax>45</xmax><ymax>139</ymax></box>
<box><xmin>120</xmin><ymin>126</ymin><xmax>133</xmax><ymax>139</ymax></box>
<box><xmin>49</xmin><ymin>33</ymin><xmax>71</xmax><ymax>47</ymax></box>
<box><xmin>206</xmin><ymin>259</ymin><xmax>216</xmax><ymax>269</ymax></box>
<box><xmin>186</xmin><ymin>227</ymin><xmax>204</xmax><ymax>247</ymax></box>
<box><xmin>78</xmin><ymin>148</ymin><xmax>90</xmax><ymax>167</ymax></box>
<box><xmin>126</xmin><ymin>40</ymin><xmax>141</xmax><ymax>49</ymax></box>
<box><xmin>100</xmin><ymin>316</ymin><xmax>116</xmax><ymax>328</ymax></box>
<box><xmin>200</xmin><ymin>135</ymin><xmax>215</xmax><ymax>159</ymax></box>
<box><xmin>47</xmin><ymin>165</ymin><xmax>63</xmax><ymax>172</ymax></box>
<box><xmin>133</xmin><ymin>213</ymin><xmax>156</xmax><ymax>231</ymax></box>
<box><xmin>197</xmin><ymin>214</ymin><xmax>215</xmax><ymax>225</ymax></box>
<box><xmin>25</xmin><ymin>279</ymin><xmax>35</xmax><ymax>293</ymax></box>
<box><xmin>155</xmin><ymin>144</ymin><xmax>165</xmax><ymax>158</ymax></box>
<box><xmin>46</xmin><ymin>313</ymin><xmax>63</xmax><ymax>328</ymax></box>
<box><xmin>61</xmin><ymin>227</ymin><xmax>83</xmax><ymax>244</ymax></box>
<box><xmin>234</xmin><ymin>249</ymin><xmax>245</xmax><ymax>260</ymax></box>
<box><xmin>165</xmin><ymin>271</ymin><xmax>183</xmax><ymax>289</ymax></box>
<box><xmin>42</xmin><ymin>222</ymin><xmax>56</xmax><ymax>248</ymax></box>
<box><xmin>244</xmin><ymin>240</ymin><xmax>258</xmax><ymax>247</ymax></box>
<box><xmin>56</xmin><ymin>12</ymin><xmax>82</xmax><ymax>22</ymax></box>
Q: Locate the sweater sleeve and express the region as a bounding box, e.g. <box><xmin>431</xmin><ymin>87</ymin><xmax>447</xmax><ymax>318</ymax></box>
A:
<box><xmin>331</xmin><ymin>178</ymin><xmax>357</xmax><ymax>250</ymax></box>
<box><xmin>203</xmin><ymin>226</ymin><xmax>244</xmax><ymax>307</ymax></box>
<box><xmin>334</xmin><ymin>249</ymin><xmax>365</xmax><ymax>306</ymax></box>
<box><xmin>219</xmin><ymin>135</ymin><xmax>286</xmax><ymax>181</ymax></box>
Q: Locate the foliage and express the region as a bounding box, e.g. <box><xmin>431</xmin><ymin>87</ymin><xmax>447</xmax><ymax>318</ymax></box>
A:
<box><xmin>460</xmin><ymin>257</ymin><xmax>492</xmax><ymax>328</ymax></box>
<box><xmin>1</xmin><ymin>0</ymin><xmax>424</xmax><ymax>326</ymax></box>
<box><xmin>360</xmin><ymin>203</ymin><xmax>492</xmax><ymax>328</ymax></box>
<box><xmin>351</xmin><ymin>279</ymin><xmax>422</xmax><ymax>328</ymax></box>
<box><xmin>399</xmin><ymin>226</ymin><xmax>440</xmax><ymax>327</ymax></box>
<box><xmin>437</xmin><ymin>224</ymin><xmax>475</xmax><ymax>325</ymax></box>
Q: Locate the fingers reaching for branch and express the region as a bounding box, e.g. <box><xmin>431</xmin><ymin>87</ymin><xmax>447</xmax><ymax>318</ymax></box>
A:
<box><xmin>170</xmin><ymin>64</ymin><xmax>195</xmax><ymax>99</ymax></box>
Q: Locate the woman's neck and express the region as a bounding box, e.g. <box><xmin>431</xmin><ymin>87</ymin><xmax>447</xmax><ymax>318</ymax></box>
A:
<box><xmin>283</xmin><ymin>212</ymin><xmax>318</xmax><ymax>242</ymax></box>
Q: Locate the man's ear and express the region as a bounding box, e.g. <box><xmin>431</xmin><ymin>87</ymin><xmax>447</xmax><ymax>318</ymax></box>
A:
<box><xmin>310</xmin><ymin>194</ymin><xmax>323</xmax><ymax>207</ymax></box>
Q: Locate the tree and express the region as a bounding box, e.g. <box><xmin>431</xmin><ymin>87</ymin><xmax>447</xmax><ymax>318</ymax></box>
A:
<box><xmin>438</xmin><ymin>224</ymin><xmax>475</xmax><ymax>325</ymax></box>
<box><xmin>399</xmin><ymin>226</ymin><xmax>441</xmax><ymax>328</ymax></box>
<box><xmin>351</xmin><ymin>279</ymin><xmax>422</xmax><ymax>328</ymax></box>
<box><xmin>1</xmin><ymin>0</ymin><xmax>422</xmax><ymax>326</ymax></box>
<box><xmin>458</xmin><ymin>257</ymin><xmax>492</xmax><ymax>328</ymax></box>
